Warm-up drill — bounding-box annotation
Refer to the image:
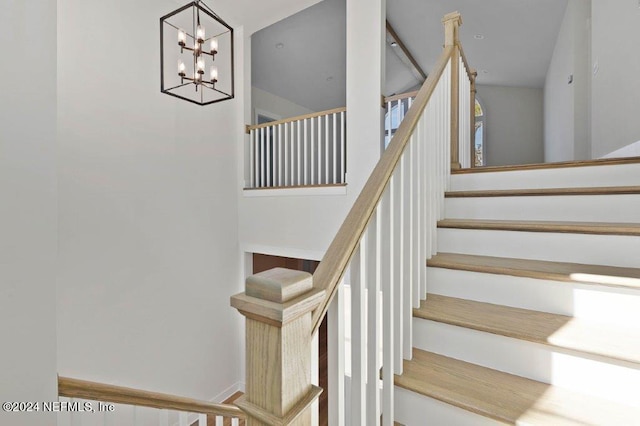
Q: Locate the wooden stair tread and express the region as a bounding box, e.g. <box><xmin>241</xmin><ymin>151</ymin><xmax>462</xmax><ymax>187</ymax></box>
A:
<box><xmin>451</xmin><ymin>156</ymin><xmax>640</xmax><ymax>174</ymax></box>
<box><xmin>395</xmin><ymin>349</ymin><xmax>640</xmax><ymax>425</ymax></box>
<box><xmin>438</xmin><ymin>219</ymin><xmax>640</xmax><ymax>236</ymax></box>
<box><xmin>414</xmin><ymin>295</ymin><xmax>640</xmax><ymax>364</ymax></box>
<box><xmin>427</xmin><ymin>253</ymin><xmax>640</xmax><ymax>290</ymax></box>
<box><xmin>445</xmin><ymin>185</ymin><xmax>640</xmax><ymax>198</ymax></box>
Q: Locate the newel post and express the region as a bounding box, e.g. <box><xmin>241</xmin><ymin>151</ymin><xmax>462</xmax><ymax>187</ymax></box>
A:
<box><xmin>443</xmin><ymin>11</ymin><xmax>463</xmax><ymax>170</ymax></box>
<box><xmin>231</xmin><ymin>268</ymin><xmax>325</xmax><ymax>426</ymax></box>
<box><xmin>470</xmin><ymin>68</ymin><xmax>478</xmax><ymax>168</ymax></box>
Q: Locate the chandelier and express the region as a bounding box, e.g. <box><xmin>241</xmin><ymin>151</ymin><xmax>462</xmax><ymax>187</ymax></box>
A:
<box><xmin>160</xmin><ymin>1</ymin><xmax>234</xmax><ymax>105</ymax></box>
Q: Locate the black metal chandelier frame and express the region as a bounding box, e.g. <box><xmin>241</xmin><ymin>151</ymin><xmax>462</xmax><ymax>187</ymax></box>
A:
<box><xmin>160</xmin><ymin>1</ymin><xmax>234</xmax><ymax>106</ymax></box>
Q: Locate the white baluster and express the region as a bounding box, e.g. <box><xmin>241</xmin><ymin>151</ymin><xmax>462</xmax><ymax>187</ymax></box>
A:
<box><xmin>333</xmin><ymin>113</ymin><xmax>338</xmax><ymax>184</ymax></box>
<box><xmin>340</xmin><ymin>112</ymin><xmax>345</xmax><ymax>183</ymax></box>
<box><xmin>159</xmin><ymin>409</ymin><xmax>169</xmax><ymax>426</ymax></box>
<box><xmin>231</xmin><ymin>418</ymin><xmax>239</xmax><ymax>426</ymax></box>
<box><xmin>392</xmin><ymin>160</ymin><xmax>405</xmax><ymax>371</ymax></box>
<box><xmin>385</xmin><ymin>102</ymin><xmax>391</xmax><ymax>149</ymax></box>
<box><xmin>380</xmin><ymin>185</ymin><xmax>394</xmax><ymax>426</ymax></box>
<box><xmin>215</xmin><ymin>415</ymin><xmax>223</xmax><ymax>426</ymax></box>
<box><xmin>350</xmin><ymin>239</ymin><xmax>366</xmax><ymax>426</ymax></box>
<box><xmin>411</xmin><ymin>130</ymin><xmax>421</xmax><ymax>306</ymax></box>
<box><xmin>325</xmin><ymin>113</ymin><xmax>330</xmax><ymax>184</ymax></box>
<box><xmin>283</xmin><ymin>122</ymin><xmax>289</xmax><ymax>187</ymax></box>
<box><xmin>266</xmin><ymin>126</ymin><xmax>272</xmax><ymax>187</ymax></box>
<box><xmin>198</xmin><ymin>413</ymin><xmax>207</xmax><ymax>425</ymax></box>
<box><xmin>317</xmin><ymin>114</ymin><xmax>323</xmax><ymax>185</ymax></box>
<box><xmin>179</xmin><ymin>411</ymin><xmax>188</xmax><ymax>426</ymax></box>
<box><xmin>328</xmin><ymin>280</ymin><xmax>346</xmax><ymax>426</ymax></box>
<box><xmin>366</xmin><ymin>210</ymin><xmax>380</xmax><ymax>426</ymax></box>
<box><xmin>304</xmin><ymin>119</ymin><xmax>309</xmax><ymax>186</ymax></box>
<box><xmin>284</xmin><ymin>122</ymin><xmax>293</xmax><ymax>186</ymax></box>
<box><xmin>311</xmin><ymin>117</ymin><xmax>315</xmax><ymax>185</ymax></box>
<box><xmin>297</xmin><ymin>120</ymin><xmax>302</xmax><ymax>186</ymax></box>
<box><xmin>249</xmin><ymin>129</ymin><xmax>254</xmax><ymax>188</ymax></box>
<box><xmin>402</xmin><ymin>149</ymin><xmax>415</xmax><ymax>356</ymax></box>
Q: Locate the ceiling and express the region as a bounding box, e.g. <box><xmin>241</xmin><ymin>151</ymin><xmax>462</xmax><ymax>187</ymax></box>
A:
<box><xmin>252</xmin><ymin>0</ymin><xmax>569</xmax><ymax>112</ymax></box>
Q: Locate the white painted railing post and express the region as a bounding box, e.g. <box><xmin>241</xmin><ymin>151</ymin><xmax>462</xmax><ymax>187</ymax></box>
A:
<box><xmin>231</xmin><ymin>268</ymin><xmax>325</xmax><ymax>426</ymax></box>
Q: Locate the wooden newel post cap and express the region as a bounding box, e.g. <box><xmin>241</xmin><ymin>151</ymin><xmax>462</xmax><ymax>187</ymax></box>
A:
<box><xmin>442</xmin><ymin>11</ymin><xmax>462</xmax><ymax>26</ymax></box>
<box><xmin>231</xmin><ymin>268</ymin><xmax>325</xmax><ymax>327</ymax></box>
<box><xmin>442</xmin><ymin>11</ymin><xmax>462</xmax><ymax>46</ymax></box>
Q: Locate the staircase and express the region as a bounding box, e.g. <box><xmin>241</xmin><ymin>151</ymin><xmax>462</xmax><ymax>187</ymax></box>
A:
<box><xmin>394</xmin><ymin>162</ymin><xmax>640</xmax><ymax>425</ymax></box>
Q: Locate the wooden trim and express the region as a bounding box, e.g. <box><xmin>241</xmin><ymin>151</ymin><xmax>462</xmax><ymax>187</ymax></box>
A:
<box><xmin>386</xmin><ymin>21</ymin><xmax>427</xmax><ymax>81</ymax></box>
<box><xmin>234</xmin><ymin>386</ymin><xmax>322</xmax><ymax>426</ymax></box>
<box><xmin>427</xmin><ymin>252</ymin><xmax>640</xmax><ymax>290</ymax></box>
<box><xmin>246</xmin><ymin>107</ymin><xmax>346</xmax><ymax>133</ymax></box>
<box><xmin>244</xmin><ymin>183</ymin><xmax>347</xmax><ymax>191</ymax></box>
<box><xmin>437</xmin><ymin>219</ymin><xmax>640</xmax><ymax>236</ymax></box>
<box><xmin>310</xmin><ymin>45</ymin><xmax>456</xmax><ymax>335</ymax></box>
<box><xmin>457</xmin><ymin>43</ymin><xmax>473</xmax><ymax>81</ymax></box>
<box><xmin>469</xmin><ymin>68</ymin><xmax>477</xmax><ymax>168</ymax></box>
<box><xmin>450</xmin><ymin>46</ymin><xmax>461</xmax><ymax>170</ymax></box>
<box><xmin>57</xmin><ymin>376</ymin><xmax>245</xmax><ymax>418</ymax></box>
<box><xmin>445</xmin><ymin>185</ymin><xmax>640</xmax><ymax>198</ymax></box>
<box><xmin>452</xmin><ymin>155</ymin><xmax>640</xmax><ymax>174</ymax></box>
<box><xmin>384</xmin><ymin>90</ymin><xmax>419</xmax><ymax>103</ymax></box>
<box><xmin>443</xmin><ymin>13</ymin><xmax>462</xmax><ymax>169</ymax></box>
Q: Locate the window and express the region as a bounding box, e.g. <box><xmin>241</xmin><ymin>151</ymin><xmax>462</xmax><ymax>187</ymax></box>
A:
<box><xmin>474</xmin><ymin>98</ymin><xmax>485</xmax><ymax>167</ymax></box>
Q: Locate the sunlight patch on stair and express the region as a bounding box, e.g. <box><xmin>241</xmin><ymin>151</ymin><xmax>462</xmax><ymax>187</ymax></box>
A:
<box><xmin>569</xmin><ymin>272</ymin><xmax>640</xmax><ymax>289</ymax></box>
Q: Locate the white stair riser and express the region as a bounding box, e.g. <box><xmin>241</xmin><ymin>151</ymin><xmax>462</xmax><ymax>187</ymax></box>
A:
<box><xmin>427</xmin><ymin>268</ymin><xmax>640</xmax><ymax>325</ymax></box>
<box><xmin>413</xmin><ymin>319</ymin><xmax>640</xmax><ymax>408</ymax></box>
<box><xmin>437</xmin><ymin>228</ymin><xmax>640</xmax><ymax>268</ymax></box>
<box><xmin>394</xmin><ymin>386</ymin><xmax>500</xmax><ymax>426</ymax></box>
<box><xmin>451</xmin><ymin>163</ymin><xmax>640</xmax><ymax>191</ymax></box>
<box><xmin>445</xmin><ymin>194</ymin><xmax>640</xmax><ymax>222</ymax></box>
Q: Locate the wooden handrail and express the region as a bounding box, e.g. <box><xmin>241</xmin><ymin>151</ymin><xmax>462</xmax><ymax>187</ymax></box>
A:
<box><xmin>457</xmin><ymin>41</ymin><xmax>474</xmax><ymax>82</ymax></box>
<box><xmin>245</xmin><ymin>106</ymin><xmax>347</xmax><ymax>133</ymax></box>
<box><xmin>384</xmin><ymin>90</ymin><xmax>419</xmax><ymax>104</ymax></box>
<box><xmin>58</xmin><ymin>376</ymin><xmax>245</xmax><ymax>419</ymax></box>
<box><xmin>310</xmin><ymin>44</ymin><xmax>456</xmax><ymax>334</ymax></box>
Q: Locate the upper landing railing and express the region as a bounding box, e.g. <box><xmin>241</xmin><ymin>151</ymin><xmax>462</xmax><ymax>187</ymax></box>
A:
<box><xmin>232</xmin><ymin>11</ymin><xmax>475</xmax><ymax>426</ymax></box>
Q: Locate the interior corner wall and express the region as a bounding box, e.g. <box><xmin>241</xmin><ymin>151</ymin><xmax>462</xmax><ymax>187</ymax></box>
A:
<box><xmin>591</xmin><ymin>0</ymin><xmax>640</xmax><ymax>158</ymax></box>
<box><xmin>238</xmin><ymin>0</ymin><xmax>384</xmax><ymax>259</ymax></box>
<box><xmin>544</xmin><ymin>0</ymin><xmax>591</xmax><ymax>162</ymax></box>
<box><xmin>56</xmin><ymin>0</ymin><xmax>243</xmax><ymax>401</ymax></box>
<box><xmin>251</xmin><ymin>87</ymin><xmax>316</xmax><ymax>122</ymax></box>
<box><xmin>0</xmin><ymin>1</ymin><xmax>58</xmax><ymax>424</ymax></box>
<box><xmin>477</xmin><ymin>85</ymin><xmax>544</xmax><ymax>166</ymax></box>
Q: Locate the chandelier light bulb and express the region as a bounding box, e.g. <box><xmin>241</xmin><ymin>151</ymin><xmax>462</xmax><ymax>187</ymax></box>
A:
<box><xmin>178</xmin><ymin>29</ymin><xmax>186</xmax><ymax>46</ymax></box>
<box><xmin>178</xmin><ymin>60</ymin><xmax>186</xmax><ymax>76</ymax></box>
<box><xmin>196</xmin><ymin>25</ymin><xmax>205</xmax><ymax>43</ymax></box>
<box><xmin>210</xmin><ymin>66</ymin><xmax>218</xmax><ymax>83</ymax></box>
<box><xmin>210</xmin><ymin>39</ymin><xmax>218</xmax><ymax>55</ymax></box>
<box><xmin>197</xmin><ymin>58</ymin><xmax>205</xmax><ymax>74</ymax></box>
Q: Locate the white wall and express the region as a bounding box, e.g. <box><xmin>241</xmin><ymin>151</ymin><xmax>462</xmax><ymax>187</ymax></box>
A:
<box><xmin>591</xmin><ymin>0</ymin><xmax>640</xmax><ymax>158</ymax></box>
<box><xmin>56</xmin><ymin>0</ymin><xmax>243</xmax><ymax>401</ymax></box>
<box><xmin>252</xmin><ymin>87</ymin><xmax>315</xmax><ymax>122</ymax></box>
<box><xmin>544</xmin><ymin>0</ymin><xmax>591</xmax><ymax>162</ymax></box>
<box><xmin>238</xmin><ymin>0</ymin><xmax>384</xmax><ymax>260</ymax></box>
<box><xmin>477</xmin><ymin>85</ymin><xmax>544</xmax><ymax>166</ymax></box>
<box><xmin>0</xmin><ymin>1</ymin><xmax>58</xmax><ymax>425</ymax></box>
